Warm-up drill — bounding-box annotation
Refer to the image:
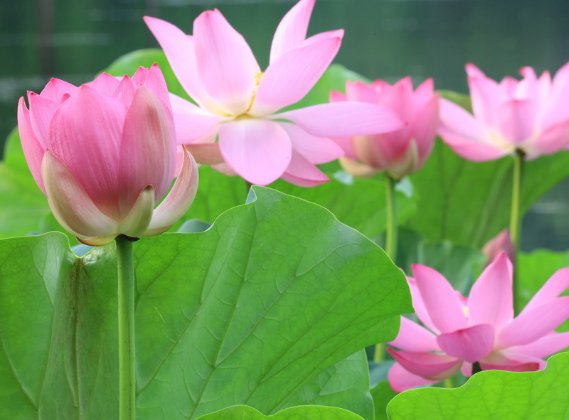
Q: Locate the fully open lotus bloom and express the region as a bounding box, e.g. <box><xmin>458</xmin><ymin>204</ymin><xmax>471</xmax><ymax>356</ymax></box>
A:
<box><xmin>439</xmin><ymin>63</ymin><xmax>569</xmax><ymax>161</ymax></box>
<box><xmin>330</xmin><ymin>78</ymin><xmax>439</xmax><ymax>179</ymax></box>
<box><xmin>387</xmin><ymin>253</ymin><xmax>569</xmax><ymax>392</ymax></box>
<box><xmin>144</xmin><ymin>0</ymin><xmax>403</xmax><ymax>186</ymax></box>
<box><xmin>17</xmin><ymin>65</ymin><xmax>198</xmax><ymax>246</ymax></box>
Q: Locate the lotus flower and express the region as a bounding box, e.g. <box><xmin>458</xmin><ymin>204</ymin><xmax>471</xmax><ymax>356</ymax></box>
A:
<box><xmin>144</xmin><ymin>0</ymin><xmax>403</xmax><ymax>186</ymax></box>
<box><xmin>330</xmin><ymin>77</ymin><xmax>439</xmax><ymax>179</ymax></box>
<box><xmin>439</xmin><ymin>63</ymin><xmax>569</xmax><ymax>161</ymax></box>
<box><xmin>387</xmin><ymin>253</ymin><xmax>569</xmax><ymax>392</ymax></box>
<box><xmin>483</xmin><ymin>229</ymin><xmax>516</xmax><ymax>265</ymax></box>
<box><xmin>17</xmin><ymin>66</ymin><xmax>198</xmax><ymax>245</ymax></box>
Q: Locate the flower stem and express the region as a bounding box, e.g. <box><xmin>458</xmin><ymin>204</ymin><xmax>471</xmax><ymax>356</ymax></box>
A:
<box><xmin>374</xmin><ymin>176</ymin><xmax>398</xmax><ymax>363</ymax></box>
<box><xmin>385</xmin><ymin>175</ymin><xmax>398</xmax><ymax>261</ymax></box>
<box><xmin>116</xmin><ymin>235</ymin><xmax>136</xmax><ymax>420</ymax></box>
<box><xmin>509</xmin><ymin>151</ymin><xmax>524</xmax><ymax>310</ymax></box>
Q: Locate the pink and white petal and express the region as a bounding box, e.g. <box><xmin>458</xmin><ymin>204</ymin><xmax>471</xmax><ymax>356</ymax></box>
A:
<box><xmin>17</xmin><ymin>97</ymin><xmax>46</xmax><ymax>193</ymax></box>
<box><xmin>410</xmin><ymin>95</ymin><xmax>439</xmax><ymax>158</ymax></box>
<box><xmin>387</xmin><ymin>348</ymin><xmax>462</xmax><ymax>380</ymax></box>
<box><xmin>438</xmin><ymin>99</ymin><xmax>509</xmax><ymax>161</ymax></box>
<box><xmin>529</xmin><ymin>120</ymin><xmax>569</xmax><ymax>158</ymax></box>
<box><xmin>253</xmin><ymin>31</ymin><xmax>343</xmax><ymax>115</ymax></box>
<box><xmin>186</xmin><ymin>143</ymin><xmax>224</xmax><ymax>165</ymax></box>
<box><xmin>27</xmin><ymin>92</ymin><xmax>58</xmax><ymax>145</ymax></box>
<box><xmin>145</xmin><ymin>147</ymin><xmax>199</xmax><ymax>236</ymax></box>
<box><xmin>480</xmin><ymin>352</ymin><xmax>543</xmax><ymax>372</ymax></box>
<box><xmin>281</xmin><ymin>152</ymin><xmax>328</xmax><ymax>187</ymax></box>
<box><xmin>407</xmin><ymin>277</ymin><xmax>439</xmax><ymax>334</ymax></box>
<box><xmin>143</xmin><ymin>16</ymin><xmax>212</xmax><ymax>109</ymax></box>
<box><xmin>132</xmin><ymin>64</ymin><xmax>172</xmax><ymax>113</ymax></box>
<box><xmin>113</xmin><ymin>76</ymin><xmax>137</xmax><ymax>106</ymax></box>
<box><xmin>389</xmin><ymin>316</ymin><xmax>440</xmax><ymax>352</ymax></box>
<box><xmin>461</xmin><ymin>362</ymin><xmax>473</xmax><ymax>377</ymax></box>
<box><xmin>270</xmin><ymin>0</ymin><xmax>315</xmax><ymax>62</ymax></box>
<box><xmin>388</xmin><ymin>363</ymin><xmax>437</xmax><ymax>393</ymax></box>
<box><xmin>48</xmin><ymin>85</ymin><xmax>126</xmax><ymax>218</ymax></box>
<box><xmin>119</xmin><ymin>185</ymin><xmax>155</xmax><ymax>238</ymax></box>
<box><xmin>39</xmin><ymin>78</ymin><xmax>77</xmax><ymax>102</ymax></box>
<box><xmin>466</xmin><ymin>63</ymin><xmax>503</xmax><ymax>126</ymax></box>
<box><xmin>218</xmin><ymin>119</ymin><xmax>291</xmax><ymax>185</ymax></box>
<box><xmin>468</xmin><ymin>252</ymin><xmax>514</xmax><ymax>329</ymax></box>
<box><xmin>413</xmin><ymin>78</ymin><xmax>436</xmax><ymax>109</ymax></box>
<box><xmin>278</xmin><ymin>102</ymin><xmax>403</xmax><ymax>138</ymax></box>
<box><xmin>193</xmin><ymin>9</ymin><xmax>260</xmax><ymax>115</ymax></box>
<box><xmin>281</xmin><ymin>123</ymin><xmax>343</xmax><ymax>164</ymax></box>
<box><xmin>345</xmin><ymin>81</ymin><xmax>382</xmax><ymax>103</ymax></box>
<box><xmin>329</xmin><ymin>91</ymin><xmax>347</xmax><ymax>103</ymax></box>
<box><xmin>119</xmin><ymin>86</ymin><xmax>176</xmax><ymax>213</ymax></box>
<box><xmin>507</xmin><ymin>332</ymin><xmax>569</xmax><ymax>359</ymax></box>
<box><xmin>411</xmin><ymin>264</ymin><xmax>468</xmax><ymax>333</ymax></box>
<box><xmin>42</xmin><ymin>152</ymin><xmax>118</xmax><ymax>240</ymax></box>
<box><xmin>496</xmin><ymin>99</ymin><xmax>536</xmax><ymax>144</ymax></box>
<box><xmin>86</xmin><ymin>72</ymin><xmax>121</xmax><ymax>95</ymax></box>
<box><xmin>169</xmin><ymin>94</ymin><xmax>223</xmax><ymax>145</ymax></box>
<box><xmin>339</xmin><ymin>157</ymin><xmax>378</xmax><ymax>178</ymax></box>
<box><xmin>521</xmin><ymin>268</ymin><xmax>569</xmax><ymax>315</ymax></box>
<box><xmin>498</xmin><ymin>297</ymin><xmax>569</xmax><ymax>348</ymax></box>
<box><xmin>437</xmin><ymin>324</ymin><xmax>495</xmax><ymax>363</ymax></box>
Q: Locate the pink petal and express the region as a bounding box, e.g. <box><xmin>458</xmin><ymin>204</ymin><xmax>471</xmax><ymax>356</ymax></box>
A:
<box><xmin>410</xmin><ymin>95</ymin><xmax>439</xmax><ymax>161</ymax></box>
<box><xmin>169</xmin><ymin>94</ymin><xmax>223</xmax><ymax>145</ymax></box>
<box><xmin>498</xmin><ymin>297</ymin><xmax>569</xmax><ymax>348</ymax></box>
<box><xmin>339</xmin><ymin>157</ymin><xmax>377</xmax><ymax>178</ymax></box>
<box><xmin>119</xmin><ymin>186</ymin><xmax>155</xmax><ymax>238</ymax></box>
<box><xmin>468</xmin><ymin>252</ymin><xmax>514</xmax><ymax>329</ymax></box>
<box><xmin>270</xmin><ymin>0</ymin><xmax>315</xmax><ymax>62</ymax></box>
<box><xmin>412</xmin><ymin>264</ymin><xmax>468</xmax><ymax>333</ymax></box>
<box><xmin>48</xmin><ymin>85</ymin><xmax>125</xmax><ymax>219</ymax></box>
<box><xmin>329</xmin><ymin>91</ymin><xmax>347</xmax><ymax>102</ymax></box>
<box><xmin>41</xmin><ymin>152</ymin><xmax>118</xmax><ymax>243</ymax></box>
<box><xmin>437</xmin><ymin>324</ymin><xmax>495</xmax><ymax>363</ymax></box>
<box><xmin>438</xmin><ymin>99</ymin><xmax>510</xmax><ymax>161</ymax></box>
<box><xmin>531</xmin><ymin>120</ymin><xmax>569</xmax><ymax>158</ymax></box>
<box><xmin>186</xmin><ymin>143</ymin><xmax>224</xmax><ymax>165</ymax></box>
<box><xmin>345</xmin><ymin>80</ymin><xmax>382</xmax><ymax>103</ymax></box>
<box><xmin>507</xmin><ymin>332</ymin><xmax>569</xmax><ymax>358</ymax></box>
<box><xmin>282</xmin><ymin>123</ymin><xmax>344</xmax><ymax>164</ymax></box>
<box><xmin>145</xmin><ymin>147</ymin><xmax>199</xmax><ymax>235</ymax></box>
<box><xmin>39</xmin><ymin>78</ymin><xmax>76</xmax><ymax>102</ymax></box>
<box><xmin>387</xmin><ymin>348</ymin><xmax>462</xmax><ymax>380</ymax></box>
<box><xmin>388</xmin><ymin>363</ymin><xmax>437</xmax><ymax>393</ymax></box>
<box><xmin>278</xmin><ymin>102</ymin><xmax>403</xmax><ymax>138</ymax></box>
<box><xmin>253</xmin><ymin>30</ymin><xmax>343</xmax><ymax>115</ymax></box>
<box><xmin>193</xmin><ymin>9</ymin><xmax>260</xmax><ymax>115</ymax></box>
<box><xmin>132</xmin><ymin>65</ymin><xmax>172</xmax><ymax>113</ymax></box>
<box><xmin>521</xmin><ymin>268</ymin><xmax>569</xmax><ymax>315</ymax></box>
<box><xmin>27</xmin><ymin>92</ymin><xmax>58</xmax><ymax>145</ymax></box>
<box><xmin>119</xmin><ymin>86</ymin><xmax>176</xmax><ymax>214</ymax></box>
<box><xmin>281</xmin><ymin>151</ymin><xmax>328</xmax><ymax>187</ymax></box>
<box><xmin>466</xmin><ymin>63</ymin><xmax>502</xmax><ymax>127</ymax></box>
<box><xmin>496</xmin><ymin>99</ymin><xmax>536</xmax><ymax>144</ymax></box>
<box><xmin>480</xmin><ymin>352</ymin><xmax>543</xmax><ymax>372</ymax></box>
<box><xmin>407</xmin><ymin>277</ymin><xmax>439</xmax><ymax>334</ymax></box>
<box><xmin>17</xmin><ymin>97</ymin><xmax>46</xmax><ymax>193</ymax></box>
<box><xmin>86</xmin><ymin>72</ymin><xmax>121</xmax><ymax>95</ymax></box>
<box><xmin>389</xmin><ymin>317</ymin><xmax>440</xmax><ymax>352</ymax></box>
<box><xmin>143</xmin><ymin>16</ymin><xmax>213</xmax><ymax>110</ymax></box>
<box><xmin>219</xmin><ymin>119</ymin><xmax>292</xmax><ymax>185</ymax></box>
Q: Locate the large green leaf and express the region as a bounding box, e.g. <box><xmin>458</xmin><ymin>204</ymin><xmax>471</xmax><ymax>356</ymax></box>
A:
<box><xmin>196</xmin><ymin>405</ymin><xmax>364</xmax><ymax>420</ymax></box>
<box><xmin>407</xmin><ymin>92</ymin><xmax>569</xmax><ymax>248</ymax></box>
<box><xmin>387</xmin><ymin>352</ymin><xmax>569</xmax><ymax>420</ymax></box>
<box><xmin>371</xmin><ymin>381</ymin><xmax>397</xmax><ymax>420</ymax></box>
<box><xmin>0</xmin><ymin>187</ymin><xmax>411</xmax><ymax>419</ymax></box>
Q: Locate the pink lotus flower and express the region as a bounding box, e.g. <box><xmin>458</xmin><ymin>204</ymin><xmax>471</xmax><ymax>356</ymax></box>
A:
<box><xmin>439</xmin><ymin>63</ymin><xmax>569</xmax><ymax>161</ymax></box>
<box><xmin>17</xmin><ymin>66</ymin><xmax>198</xmax><ymax>245</ymax></box>
<box><xmin>387</xmin><ymin>253</ymin><xmax>569</xmax><ymax>392</ymax></box>
<box><xmin>330</xmin><ymin>77</ymin><xmax>439</xmax><ymax>179</ymax></box>
<box><xmin>144</xmin><ymin>0</ymin><xmax>403</xmax><ymax>186</ymax></box>
<box><xmin>483</xmin><ymin>229</ymin><xmax>516</xmax><ymax>265</ymax></box>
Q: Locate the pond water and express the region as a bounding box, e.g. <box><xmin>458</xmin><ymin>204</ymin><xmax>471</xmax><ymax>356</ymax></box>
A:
<box><xmin>1</xmin><ymin>0</ymin><xmax>568</xmax><ymax>250</ymax></box>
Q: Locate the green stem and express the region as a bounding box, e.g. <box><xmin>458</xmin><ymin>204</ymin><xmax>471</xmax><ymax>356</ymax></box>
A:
<box><xmin>385</xmin><ymin>175</ymin><xmax>398</xmax><ymax>261</ymax></box>
<box><xmin>509</xmin><ymin>151</ymin><xmax>524</xmax><ymax>311</ymax></box>
<box><xmin>116</xmin><ymin>236</ymin><xmax>136</xmax><ymax>420</ymax></box>
<box><xmin>374</xmin><ymin>176</ymin><xmax>398</xmax><ymax>363</ymax></box>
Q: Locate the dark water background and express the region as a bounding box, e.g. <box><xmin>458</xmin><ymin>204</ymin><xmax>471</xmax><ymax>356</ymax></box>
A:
<box><xmin>1</xmin><ymin>0</ymin><xmax>568</xmax><ymax>250</ymax></box>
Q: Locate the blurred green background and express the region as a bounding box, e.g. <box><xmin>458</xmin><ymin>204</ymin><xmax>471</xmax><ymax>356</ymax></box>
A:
<box><xmin>1</xmin><ymin>0</ymin><xmax>568</xmax><ymax>250</ymax></box>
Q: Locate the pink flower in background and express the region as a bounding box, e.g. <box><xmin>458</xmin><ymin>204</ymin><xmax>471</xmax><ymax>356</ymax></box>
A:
<box><xmin>144</xmin><ymin>0</ymin><xmax>403</xmax><ymax>186</ymax></box>
<box><xmin>330</xmin><ymin>78</ymin><xmax>439</xmax><ymax>179</ymax></box>
<box><xmin>17</xmin><ymin>66</ymin><xmax>198</xmax><ymax>245</ymax></box>
<box><xmin>483</xmin><ymin>229</ymin><xmax>516</xmax><ymax>265</ymax></box>
<box><xmin>388</xmin><ymin>253</ymin><xmax>569</xmax><ymax>392</ymax></box>
<box><xmin>439</xmin><ymin>63</ymin><xmax>569</xmax><ymax>161</ymax></box>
